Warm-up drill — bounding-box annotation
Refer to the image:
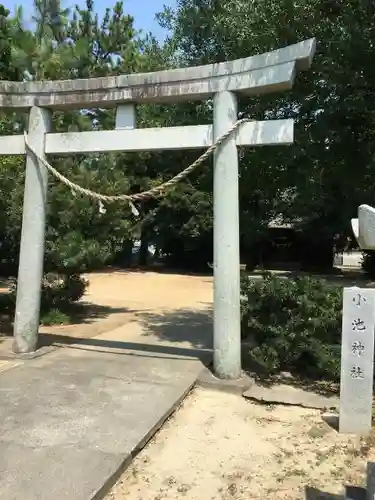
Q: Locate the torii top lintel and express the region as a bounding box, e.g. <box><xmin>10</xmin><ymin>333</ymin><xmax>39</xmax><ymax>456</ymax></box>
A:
<box><xmin>0</xmin><ymin>38</ymin><xmax>315</xmax><ymax>110</ymax></box>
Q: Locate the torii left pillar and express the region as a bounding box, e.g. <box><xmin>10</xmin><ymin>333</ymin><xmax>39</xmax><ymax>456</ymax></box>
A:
<box><xmin>13</xmin><ymin>106</ymin><xmax>52</xmax><ymax>353</ymax></box>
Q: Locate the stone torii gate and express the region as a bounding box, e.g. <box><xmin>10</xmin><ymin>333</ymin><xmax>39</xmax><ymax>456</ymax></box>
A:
<box><xmin>0</xmin><ymin>38</ymin><xmax>315</xmax><ymax>379</ymax></box>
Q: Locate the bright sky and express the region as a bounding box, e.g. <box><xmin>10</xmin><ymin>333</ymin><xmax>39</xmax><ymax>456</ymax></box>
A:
<box><xmin>2</xmin><ymin>0</ymin><xmax>176</xmax><ymax>41</ymax></box>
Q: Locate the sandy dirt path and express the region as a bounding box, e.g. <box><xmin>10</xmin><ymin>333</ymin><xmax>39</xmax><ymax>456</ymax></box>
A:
<box><xmin>106</xmin><ymin>388</ymin><xmax>367</xmax><ymax>500</ymax></box>
<box><xmin>79</xmin><ymin>270</ymin><xmax>213</xmax><ymax>355</ymax></box>
<box><xmin>0</xmin><ymin>270</ymin><xmax>213</xmax><ymax>350</ymax></box>
<box><xmin>84</xmin><ymin>270</ymin><xmax>213</xmax><ymax>311</ymax></box>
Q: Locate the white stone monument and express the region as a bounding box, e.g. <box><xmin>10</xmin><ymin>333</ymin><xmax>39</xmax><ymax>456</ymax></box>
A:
<box><xmin>352</xmin><ymin>204</ymin><xmax>375</xmax><ymax>250</ymax></box>
<box><xmin>339</xmin><ymin>287</ymin><xmax>375</xmax><ymax>434</ymax></box>
<box><xmin>0</xmin><ymin>38</ymin><xmax>316</xmax><ymax>379</ymax></box>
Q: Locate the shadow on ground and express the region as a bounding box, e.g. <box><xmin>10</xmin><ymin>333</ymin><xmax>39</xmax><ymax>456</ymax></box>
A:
<box><xmin>244</xmin><ymin>370</ymin><xmax>339</xmax><ymax>397</ymax></box>
<box><xmin>305</xmin><ymin>486</ymin><xmax>342</xmax><ymax>499</ymax></box>
<box><xmin>305</xmin><ymin>486</ymin><xmax>366</xmax><ymax>499</ymax></box>
<box><xmin>135</xmin><ymin>306</ymin><xmax>213</xmax><ymax>349</ymax></box>
<box><xmin>0</xmin><ymin>302</ymin><xmax>133</xmax><ymax>336</ymax></box>
<box><xmin>37</xmin><ymin>307</ymin><xmax>213</xmax><ymax>361</ymax></box>
<box><xmin>44</xmin><ymin>338</ymin><xmax>211</xmax><ymax>361</ymax></box>
<box><xmin>53</xmin><ymin>302</ymin><xmax>132</xmax><ymax>326</ymax></box>
<box><xmin>0</xmin><ymin>302</ymin><xmax>134</xmax><ymax>351</ymax></box>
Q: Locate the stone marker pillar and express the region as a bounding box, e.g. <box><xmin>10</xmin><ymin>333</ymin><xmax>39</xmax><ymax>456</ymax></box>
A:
<box><xmin>213</xmin><ymin>91</ymin><xmax>241</xmax><ymax>379</ymax></box>
<box><xmin>13</xmin><ymin>106</ymin><xmax>52</xmax><ymax>353</ymax></box>
<box><xmin>339</xmin><ymin>287</ymin><xmax>375</xmax><ymax>434</ymax></box>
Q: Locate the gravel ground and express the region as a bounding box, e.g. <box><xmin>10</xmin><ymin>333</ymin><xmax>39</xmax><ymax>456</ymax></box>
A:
<box><xmin>106</xmin><ymin>387</ymin><xmax>368</xmax><ymax>500</ymax></box>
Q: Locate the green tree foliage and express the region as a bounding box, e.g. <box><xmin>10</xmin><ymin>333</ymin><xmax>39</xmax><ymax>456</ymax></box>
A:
<box><xmin>0</xmin><ymin>0</ymin><xmax>157</xmax><ymax>278</ymax></box>
<box><xmin>1</xmin><ymin>0</ymin><xmax>375</xmax><ymax>328</ymax></box>
<box><xmin>159</xmin><ymin>0</ymin><xmax>375</xmax><ymax>268</ymax></box>
<box><xmin>0</xmin><ymin>5</ymin><xmax>16</xmax><ymax>80</ymax></box>
<box><xmin>0</xmin><ymin>7</ymin><xmax>25</xmax><ymax>276</ymax></box>
<box><xmin>0</xmin><ymin>0</ymin><xmax>171</xmax><ymax>323</ymax></box>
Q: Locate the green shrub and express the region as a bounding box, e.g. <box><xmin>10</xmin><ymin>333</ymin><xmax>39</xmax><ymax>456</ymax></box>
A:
<box><xmin>240</xmin><ymin>272</ymin><xmax>342</xmax><ymax>381</ymax></box>
<box><xmin>5</xmin><ymin>273</ymin><xmax>88</xmax><ymax>325</ymax></box>
<box><xmin>40</xmin><ymin>273</ymin><xmax>88</xmax><ymax>309</ymax></box>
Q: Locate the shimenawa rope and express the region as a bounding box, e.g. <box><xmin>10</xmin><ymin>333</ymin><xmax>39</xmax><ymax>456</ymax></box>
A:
<box><xmin>23</xmin><ymin>117</ymin><xmax>250</xmax><ymax>211</ymax></box>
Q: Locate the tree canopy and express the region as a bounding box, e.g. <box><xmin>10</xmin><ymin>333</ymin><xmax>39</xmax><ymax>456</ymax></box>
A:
<box><xmin>0</xmin><ymin>0</ymin><xmax>373</xmax><ymax>280</ymax></box>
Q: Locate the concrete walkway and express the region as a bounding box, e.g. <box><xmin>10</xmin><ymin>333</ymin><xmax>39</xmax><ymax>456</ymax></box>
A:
<box><xmin>0</xmin><ymin>325</ymin><xmax>210</xmax><ymax>500</ymax></box>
